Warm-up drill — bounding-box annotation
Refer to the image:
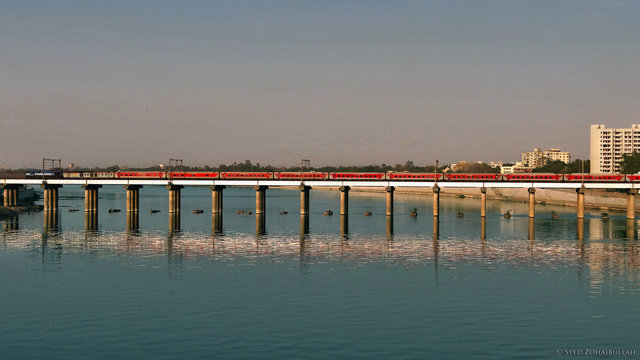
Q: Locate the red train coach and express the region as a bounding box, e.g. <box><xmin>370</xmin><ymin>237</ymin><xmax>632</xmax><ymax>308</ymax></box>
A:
<box><xmin>169</xmin><ymin>172</ymin><xmax>220</xmax><ymax>178</ymax></box>
<box><xmin>388</xmin><ymin>173</ymin><xmax>443</xmax><ymax>181</ymax></box>
<box><xmin>564</xmin><ymin>174</ymin><xmax>625</xmax><ymax>182</ymax></box>
<box><xmin>275</xmin><ymin>172</ymin><xmax>327</xmax><ymax>180</ymax></box>
<box><xmin>504</xmin><ymin>173</ymin><xmax>562</xmax><ymax>181</ymax></box>
<box><xmin>445</xmin><ymin>173</ymin><xmax>502</xmax><ymax>181</ymax></box>
<box><xmin>117</xmin><ymin>171</ymin><xmax>166</xmax><ymax>178</ymax></box>
<box><xmin>329</xmin><ymin>172</ymin><xmax>386</xmax><ymax>180</ymax></box>
<box><xmin>221</xmin><ymin>172</ymin><xmax>274</xmax><ymax>179</ymax></box>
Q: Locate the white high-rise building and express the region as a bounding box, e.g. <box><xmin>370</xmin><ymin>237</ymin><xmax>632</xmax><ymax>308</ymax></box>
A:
<box><xmin>590</xmin><ymin>124</ymin><xmax>640</xmax><ymax>173</ymax></box>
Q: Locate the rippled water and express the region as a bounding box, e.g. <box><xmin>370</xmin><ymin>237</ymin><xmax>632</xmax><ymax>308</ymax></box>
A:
<box><xmin>1</xmin><ymin>186</ymin><xmax>639</xmax><ymax>359</ymax></box>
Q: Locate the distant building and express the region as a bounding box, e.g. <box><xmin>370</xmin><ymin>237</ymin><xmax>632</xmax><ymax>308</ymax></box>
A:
<box><xmin>520</xmin><ymin>148</ymin><xmax>570</xmax><ymax>168</ymax></box>
<box><xmin>590</xmin><ymin>124</ymin><xmax>640</xmax><ymax>174</ymax></box>
<box><xmin>501</xmin><ymin>163</ymin><xmax>534</xmax><ymax>174</ymax></box>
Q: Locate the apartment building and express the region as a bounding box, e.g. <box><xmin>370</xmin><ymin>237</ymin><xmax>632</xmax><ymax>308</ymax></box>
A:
<box><xmin>590</xmin><ymin>124</ymin><xmax>640</xmax><ymax>173</ymax></box>
<box><xmin>520</xmin><ymin>148</ymin><xmax>570</xmax><ymax>168</ymax></box>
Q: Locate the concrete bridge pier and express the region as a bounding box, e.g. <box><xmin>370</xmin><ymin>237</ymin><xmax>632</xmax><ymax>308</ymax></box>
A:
<box><xmin>627</xmin><ymin>189</ymin><xmax>637</xmax><ymax>220</ymax></box>
<box><xmin>481</xmin><ymin>216</ymin><xmax>486</xmax><ymax>240</ymax></box>
<box><xmin>528</xmin><ymin>187</ymin><xmax>536</xmax><ymax>218</ymax></box>
<box><xmin>576</xmin><ymin>186</ymin><xmax>585</xmax><ymax>219</ymax></box>
<box><xmin>169</xmin><ymin>213</ymin><xmax>181</xmax><ymax>233</ymax></box>
<box><xmin>386</xmin><ymin>215</ymin><xmax>393</xmax><ymax>239</ymax></box>
<box><xmin>3</xmin><ymin>184</ymin><xmax>22</xmax><ymax>207</ymax></box>
<box><xmin>433</xmin><ymin>184</ymin><xmax>440</xmax><ymax>217</ymax></box>
<box><xmin>85</xmin><ymin>211</ymin><xmax>98</xmax><ymax>231</ymax></box>
<box><xmin>433</xmin><ymin>216</ymin><xmax>439</xmax><ymax>240</ymax></box>
<box><xmin>124</xmin><ymin>185</ymin><xmax>142</xmax><ymax>213</ymax></box>
<box><xmin>212</xmin><ymin>213</ymin><xmax>223</xmax><ymax>235</ymax></box>
<box><xmin>386</xmin><ymin>186</ymin><xmax>394</xmax><ymax>216</ymax></box>
<box><xmin>82</xmin><ymin>185</ymin><xmax>102</xmax><ymax>212</ymax></box>
<box><xmin>339</xmin><ymin>186</ymin><xmax>350</xmax><ymax>216</ymax></box>
<box><xmin>256</xmin><ymin>214</ymin><xmax>266</xmax><ymax>237</ymax></box>
<box><xmin>127</xmin><ymin>211</ymin><xmax>139</xmax><ymax>232</ymax></box>
<box><xmin>41</xmin><ymin>184</ymin><xmax>62</xmax><ymax>211</ymax></box>
<box><xmin>299</xmin><ymin>185</ymin><xmax>311</xmax><ymax>215</ymax></box>
<box><xmin>254</xmin><ymin>186</ymin><xmax>268</xmax><ymax>214</ymax></box>
<box><xmin>210</xmin><ymin>185</ymin><xmax>226</xmax><ymax>214</ymax></box>
<box><xmin>480</xmin><ymin>187</ymin><xmax>487</xmax><ymax>217</ymax></box>
<box><xmin>167</xmin><ymin>184</ymin><xmax>184</xmax><ymax>213</ymax></box>
<box><xmin>340</xmin><ymin>215</ymin><xmax>348</xmax><ymax>239</ymax></box>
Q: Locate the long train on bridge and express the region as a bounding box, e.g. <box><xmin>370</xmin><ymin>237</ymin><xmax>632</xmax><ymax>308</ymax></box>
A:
<box><xmin>15</xmin><ymin>170</ymin><xmax>640</xmax><ymax>183</ymax></box>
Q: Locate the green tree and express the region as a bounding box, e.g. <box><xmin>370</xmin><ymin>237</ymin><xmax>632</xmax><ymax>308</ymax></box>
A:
<box><xmin>532</xmin><ymin>159</ymin><xmax>590</xmax><ymax>174</ymax></box>
<box><xmin>619</xmin><ymin>153</ymin><xmax>640</xmax><ymax>174</ymax></box>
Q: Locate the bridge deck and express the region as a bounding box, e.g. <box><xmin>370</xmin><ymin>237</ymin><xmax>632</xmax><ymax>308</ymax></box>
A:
<box><xmin>2</xmin><ymin>179</ymin><xmax>636</xmax><ymax>189</ymax></box>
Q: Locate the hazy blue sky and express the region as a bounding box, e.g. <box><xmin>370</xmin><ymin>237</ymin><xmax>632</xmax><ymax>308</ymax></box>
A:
<box><xmin>2</xmin><ymin>0</ymin><xmax>640</xmax><ymax>169</ymax></box>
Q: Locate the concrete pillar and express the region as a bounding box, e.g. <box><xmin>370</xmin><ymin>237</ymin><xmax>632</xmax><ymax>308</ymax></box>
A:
<box><xmin>627</xmin><ymin>189</ymin><xmax>636</xmax><ymax>220</ymax></box>
<box><xmin>386</xmin><ymin>215</ymin><xmax>393</xmax><ymax>238</ymax></box>
<box><xmin>256</xmin><ymin>214</ymin><xmax>266</xmax><ymax>237</ymax></box>
<box><xmin>82</xmin><ymin>185</ymin><xmax>102</xmax><ymax>212</ymax></box>
<box><xmin>254</xmin><ymin>186</ymin><xmax>268</xmax><ymax>214</ymax></box>
<box><xmin>386</xmin><ymin>186</ymin><xmax>394</xmax><ymax>216</ymax></box>
<box><xmin>528</xmin><ymin>217</ymin><xmax>535</xmax><ymax>240</ymax></box>
<box><xmin>339</xmin><ymin>186</ymin><xmax>350</xmax><ymax>216</ymax></box>
<box><xmin>167</xmin><ymin>184</ymin><xmax>184</xmax><ymax>213</ymax></box>
<box><xmin>3</xmin><ymin>185</ymin><xmax>22</xmax><ymax>207</ymax></box>
<box><xmin>481</xmin><ymin>216</ymin><xmax>486</xmax><ymax>240</ymax></box>
<box><xmin>124</xmin><ymin>185</ymin><xmax>142</xmax><ymax>213</ymax></box>
<box><xmin>433</xmin><ymin>184</ymin><xmax>440</xmax><ymax>217</ymax></box>
<box><xmin>299</xmin><ymin>185</ymin><xmax>311</xmax><ymax>215</ymax></box>
<box><xmin>169</xmin><ymin>213</ymin><xmax>180</xmax><ymax>233</ymax></box>
<box><xmin>85</xmin><ymin>211</ymin><xmax>98</xmax><ymax>231</ymax></box>
<box><xmin>40</xmin><ymin>184</ymin><xmax>62</xmax><ymax>211</ymax></box>
<box><xmin>210</xmin><ymin>185</ymin><xmax>226</xmax><ymax>214</ymax></box>
<box><xmin>480</xmin><ymin>187</ymin><xmax>487</xmax><ymax>217</ymax></box>
<box><xmin>212</xmin><ymin>213</ymin><xmax>223</xmax><ymax>235</ymax></box>
<box><xmin>433</xmin><ymin>216</ymin><xmax>439</xmax><ymax>240</ymax></box>
<box><xmin>528</xmin><ymin>187</ymin><xmax>536</xmax><ymax>218</ymax></box>
<box><xmin>340</xmin><ymin>215</ymin><xmax>348</xmax><ymax>238</ymax></box>
<box><xmin>127</xmin><ymin>211</ymin><xmax>139</xmax><ymax>232</ymax></box>
<box><xmin>576</xmin><ymin>186</ymin><xmax>585</xmax><ymax>219</ymax></box>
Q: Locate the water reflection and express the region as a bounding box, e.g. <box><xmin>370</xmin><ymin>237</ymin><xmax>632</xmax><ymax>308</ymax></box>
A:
<box><xmin>44</xmin><ymin>211</ymin><xmax>59</xmax><ymax>232</ymax></box>
<box><xmin>3</xmin><ymin>215</ymin><xmax>19</xmax><ymax>231</ymax></box>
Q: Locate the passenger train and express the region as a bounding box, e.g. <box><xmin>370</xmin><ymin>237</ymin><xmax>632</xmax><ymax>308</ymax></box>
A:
<box><xmin>16</xmin><ymin>170</ymin><xmax>640</xmax><ymax>183</ymax></box>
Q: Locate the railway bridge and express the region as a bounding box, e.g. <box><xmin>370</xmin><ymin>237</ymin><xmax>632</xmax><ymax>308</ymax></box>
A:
<box><xmin>3</xmin><ymin>177</ymin><xmax>640</xmax><ymax>236</ymax></box>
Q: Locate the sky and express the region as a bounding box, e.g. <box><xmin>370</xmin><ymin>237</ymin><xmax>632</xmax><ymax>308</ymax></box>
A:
<box><xmin>2</xmin><ymin>0</ymin><xmax>640</xmax><ymax>169</ymax></box>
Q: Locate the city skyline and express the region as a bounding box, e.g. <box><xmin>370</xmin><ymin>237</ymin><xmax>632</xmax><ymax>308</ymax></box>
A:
<box><xmin>2</xmin><ymin>1</ymin><xmax>640</xmax><ymax>169</ymax></box>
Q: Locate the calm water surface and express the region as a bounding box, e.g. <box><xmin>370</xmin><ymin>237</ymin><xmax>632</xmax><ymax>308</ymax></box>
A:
<box><xmin>1</xmin><ymin>186</ymin><xmax>639</xmax><ymax>359</ymax></box>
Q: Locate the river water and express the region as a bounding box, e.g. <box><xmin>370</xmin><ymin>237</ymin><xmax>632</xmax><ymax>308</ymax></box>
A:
<box><xmin>1</xmin><ymin>186</ymin><xmax>639</xmax><ymax>359</ymax></box>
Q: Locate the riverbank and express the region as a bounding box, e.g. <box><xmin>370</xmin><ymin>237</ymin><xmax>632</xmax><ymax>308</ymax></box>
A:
<box><xmin>0</xmin><ymin>205</ymin><xmax>43</xmax><ymax>217</ymax></box>
<box><xmin>283</xmin><ymin>186</ymin><xmax>635</xmax><ymax>212</ymax></box>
